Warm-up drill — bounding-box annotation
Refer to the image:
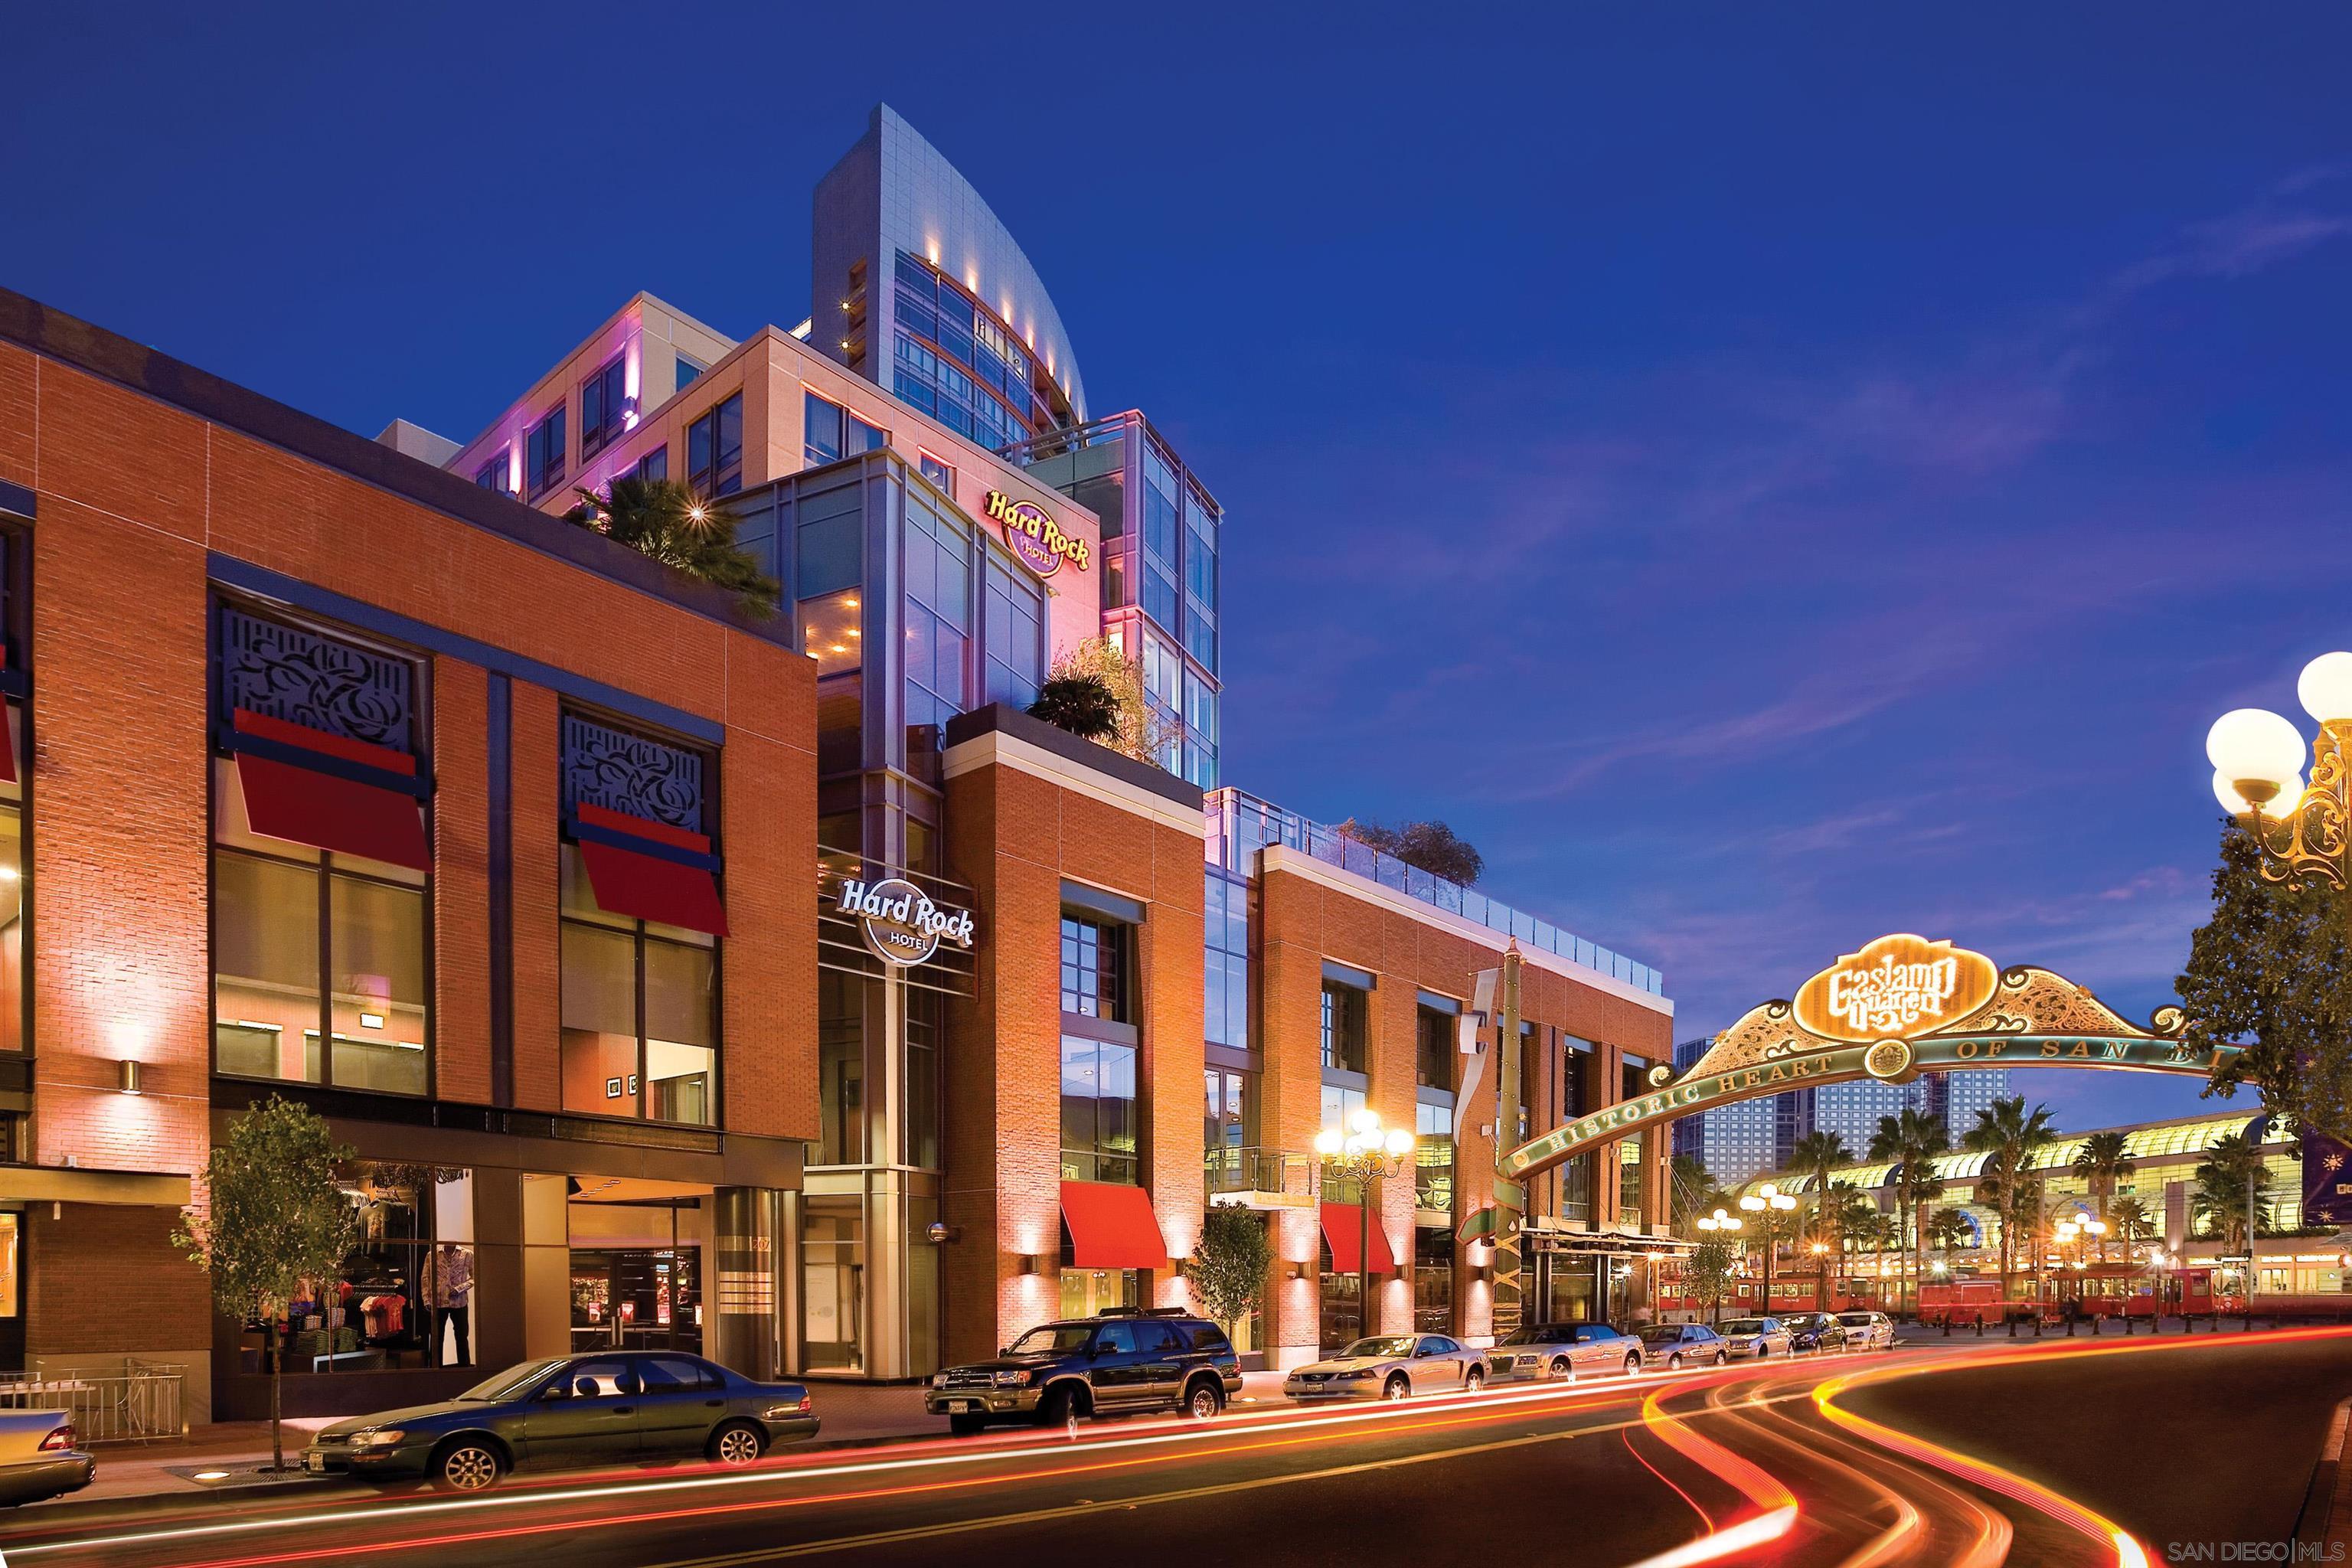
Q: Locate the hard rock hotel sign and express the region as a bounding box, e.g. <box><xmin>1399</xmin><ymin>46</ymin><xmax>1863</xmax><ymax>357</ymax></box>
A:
<box><xmin>1499</xmin><ymin>932</ymin><xmax>2243</xmax><ymax>1184</ymax></box>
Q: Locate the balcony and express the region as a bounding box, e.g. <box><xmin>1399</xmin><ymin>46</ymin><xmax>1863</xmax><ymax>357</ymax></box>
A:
<box><xmin>1207</xmin><ymin>789</ymin><xmax>1663</xmax><ymax>996</ymax></box>
<box><xmin>1206</xmin><ymin>1146</ymin><xmax>1312</xmax><ymax>1209</ymax></box>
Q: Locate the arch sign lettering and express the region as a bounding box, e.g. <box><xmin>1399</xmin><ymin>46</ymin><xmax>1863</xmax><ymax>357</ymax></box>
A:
<box><xmin>1500</xmin><ymin>933</ymin><xmax>2241</xmax><ymax>1184</ymax></box>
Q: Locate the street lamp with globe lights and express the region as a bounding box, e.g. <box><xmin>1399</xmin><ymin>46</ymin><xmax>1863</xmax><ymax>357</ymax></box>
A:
<box><xmin>1314</xmin><ymin>1109</ymin><xmax>1415</xmax><ymax>1344</ymax></box>
<box><xmin>2204</xmin><ymin>652</ymin><xmax>2352</xmax><ymax>887</ymax></box>
<box><xmin>1695</xmin><ymin>1209</ymin><xmax>1743</xmax><ymax>1325</ymax></box>
<box><xmin>1739</xmin><ymin>1184</ymin><xmax>1798</xmax><ymax>1317</ymax></box>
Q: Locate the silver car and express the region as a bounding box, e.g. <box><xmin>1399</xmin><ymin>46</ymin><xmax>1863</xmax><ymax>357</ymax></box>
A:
<box><xmin>1485</xmin><ymin>1321</ymin><xmax>1644</xmax><ymax>1383</ymax></box>
<box><xmin>1638</xmin><ymin>1323</ymin><xmax>1729</xmax><ymax>1370</ymax></box>
<box><xmin>1283</xmin><ymin>1334</ymin><xmax>1488</xmax><ymax>1403</ymax></box>
<box><xmin>1836</xmin><ymin>1311</ymin><xmax>1895</xmax><ymax>1351</ymax></box>
<box><xmin>1716</xmin><ymin>1315</ymin><xmax>1793</xmax><ymax>1360</ymax></box>
<box><xmin>0</xmin><ymin>1408</ymin><xmax>93</xmax><ymax>1507</ymax></box>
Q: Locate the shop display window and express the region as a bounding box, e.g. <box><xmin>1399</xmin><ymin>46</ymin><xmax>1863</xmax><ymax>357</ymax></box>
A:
<box><xmin>246</xmin><ymin>1164</ymin><xmax>476</xmax><ymax>1377</ymax></box>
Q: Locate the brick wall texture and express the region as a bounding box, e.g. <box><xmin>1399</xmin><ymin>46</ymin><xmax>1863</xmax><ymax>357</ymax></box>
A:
<box><xmin>0</xmin><ymin>346</ymin><xmax>818</xmax><ymax>1367</ymax></box>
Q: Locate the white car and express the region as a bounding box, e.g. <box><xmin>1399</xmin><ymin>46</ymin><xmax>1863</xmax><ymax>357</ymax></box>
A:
<box><xmin>1284</xmin><ymin>1334</ymin><xmax>1488</xmax><ymax>1403</ymax></box>
<box><xmin>1835</xmin><ymin>1310</ymin><xmax>1895</xmax><ymax>1351</ymax></box>
<box><xmin>0</xmin><ymin>1408</ymin><xmax>93</xmax><ymax>1507</ymax></box>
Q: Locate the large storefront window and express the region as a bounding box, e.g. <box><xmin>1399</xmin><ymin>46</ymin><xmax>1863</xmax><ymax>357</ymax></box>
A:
<box><xmin>1060</xmin><ymin>1037</ymin><xmax>1138</xmax><ymax>1184</ymax></box>
<box><xmin>1414</xmin><ymin>1099</ymin><xmax>1454</xmax><ymax>1212</ymax></box>
<box><xmin>211</xmin><ymin>607</ymin><xmax>430</xmax><ymax>1094</ymax></box>
<box><xmin>560</xmin><ymin>847</ymin><xmax>717</xmax><ymax>1125</ymax></box>
<box><xmin>1060</xmin><ymin>916</ymin><xmax>1126</xmax><ymax>1020</ymax></box>
<box><xmin>240</xmin><ymin>1165</ymin><xmax>477</xmax><ymax>1375</ymax></box>
<box><xmin>1059</xmin><ymin>1266</ymin><xmax>1138</xmax><ymax>1320</ymax></box>
<box><xmin>557</xmin><ymin>713</ymin><xmax>724</xmax><ymax>1126</ymax></box>
<box><xmin>1415</xmin><ymin>1228</ymin><xmax>1454</xmax><ymax>1333</ymax></box>
<box><xmin>802</xmin><ymin>1196</ymin><xmax>864</xmax><ymax>1371</ymax></box>
<box><xmin>1321</xmin><ymin>982</ymin><xmax>1367</xmax><ymax>1074</ymax></box>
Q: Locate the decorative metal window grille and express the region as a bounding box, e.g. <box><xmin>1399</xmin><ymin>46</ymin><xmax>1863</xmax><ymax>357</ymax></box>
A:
<box><xmin>561</xmin><ymin>713</ymin><xmax>704</xmax><ymax>834</ymax></box>
<box><xmin>218</xmin><ymin>607</ymin><xmax>413</xmax><ymax>752</ymax></box>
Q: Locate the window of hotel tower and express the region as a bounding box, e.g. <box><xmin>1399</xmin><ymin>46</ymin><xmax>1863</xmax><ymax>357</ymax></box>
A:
<box><xmin>557</xmin><ymin>713</ymin><xmax>724</xmax><ymax>1126</ymax></box>
<box><xmin>1060</xmin><ymin>891</ymin><xmax>1139</xmax><ymax>1185</ymax></box>
<box><xmin>211</xmin><ymin>606</ymin><xmax>430</xmax><ymax>1095</ymax></box>
<box><xmin>686</xmin><ymin>393</ymin><xmax>743</xmax><ymax>497</ymax></box>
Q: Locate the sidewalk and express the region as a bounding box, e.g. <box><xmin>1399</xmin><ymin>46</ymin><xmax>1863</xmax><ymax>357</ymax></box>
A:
<box><xmin>25</xmin><ymin>1370</ymin><xmax>1305</xmax><ymax>1517</ymax></box>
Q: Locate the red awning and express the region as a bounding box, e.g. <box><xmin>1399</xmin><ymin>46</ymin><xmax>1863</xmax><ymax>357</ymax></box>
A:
<box><xmin>235</xmin><ymin>752</ymin><xmax>427</xmax><ymax>871</ymax></box>
<box><xmin>1321</xmin><ymin>1201</ymin><xmax>1398</xmax><ymax>1275</ymax></box>
<box><xmin>1059</xmin><ymin>1181</ymin><xmax>1170</xmax><ymax>1271</ymax></box>
<box><xmin>579</xmin><ymin>838</ymin><xmax>729</xmax><ymax>937</ymax></box>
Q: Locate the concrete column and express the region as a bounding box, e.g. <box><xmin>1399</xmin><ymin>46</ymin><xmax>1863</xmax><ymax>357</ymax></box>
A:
<box><xmin>472</xmin><ymin>1168</ymin><xmax>528</xmax><ymax>1371</ymax></box>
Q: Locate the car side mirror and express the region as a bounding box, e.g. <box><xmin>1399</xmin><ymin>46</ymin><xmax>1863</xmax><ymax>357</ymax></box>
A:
<box><xmin>538</xmin><ymin>1385</ymin><xmax>568</xmax><ymax>1403</ymax></box>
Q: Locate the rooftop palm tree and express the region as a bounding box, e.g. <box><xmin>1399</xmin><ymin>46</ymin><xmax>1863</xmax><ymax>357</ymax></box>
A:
<box><xmin>1869</xmin><ymin>1108</ymin><xmax>1950</xmax><ymax>1320</ymax></box>
<box><xmin>564</xmin><ymin>476</ymin><xmax>779</xmax><ymax>616</ymax></box>
<box><xmin>1964</xmin><ymin>1096</ymin><xmax>2059</xmax><ymax>1315</ymax></box>
<box><xmin>1026</xmin><ymin>673</ymin><xmax>1122</xmax><ymax>743</ymax></box>
<box><xmin>2071</xmin><ymin>1131</ymin><xmax>2137</xmax><ymax>1264</ymax></box>
<box><xmin>1787</xmin><ymin>1131</ymin><xmax>1852</xmax><ymax>1308</ymax></box>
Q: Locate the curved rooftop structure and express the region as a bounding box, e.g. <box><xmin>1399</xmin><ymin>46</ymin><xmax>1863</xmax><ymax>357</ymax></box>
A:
<box><xmin>1725</xmin><ymin>1110</ymin><xmax>2272</xmax><ymax>1198</ymax></box>
<box><xmin>812</xmin><ymin>105</ymin><xmax>1086</xmax><ymax>437</ymax></box>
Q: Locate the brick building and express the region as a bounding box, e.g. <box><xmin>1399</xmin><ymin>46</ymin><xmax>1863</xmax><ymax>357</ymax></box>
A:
<box><xmin>0</xmin><ymin>104</ymin><xmax>1680</xmax><ymax>1406</ymax></box>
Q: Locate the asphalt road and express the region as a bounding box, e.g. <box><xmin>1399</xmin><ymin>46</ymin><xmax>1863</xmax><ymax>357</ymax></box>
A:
<box><xmin>8</xmin><ymin>1329</ymin><xmax>2350</xmax><ymax>1568</ymax></box>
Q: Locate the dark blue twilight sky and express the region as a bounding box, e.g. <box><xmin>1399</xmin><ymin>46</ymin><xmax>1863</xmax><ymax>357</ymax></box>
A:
<box><xmin>9</xmin><ymin>5</ymin><xmax>2351</xmax><ymax>1131</ymax></box>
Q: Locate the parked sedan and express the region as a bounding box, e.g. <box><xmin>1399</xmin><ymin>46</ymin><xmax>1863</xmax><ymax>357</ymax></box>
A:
<box><xmin>0</xmin><ymin>1410</ymin><xmax>93</xmax><ymax>1508</ymax></box>
<box><xmin>1717</xmin><ymin>1316</ymin><xmax>1793</xmax><ymax>1360</ymax></box>
<box><xmin>1484</xmin><ymin>1321</ymin><xmax>1643</xmax><ymax>1383</ymax></box>
<box><xmin>304</xmin><ymin>1351</ymin><xmax>820</xmax><ymax>1492</ymax></box>
<box><xmin>1284</xmin><ymin>1334</ymin><xmax>1488</xmax><ymax>1403</ymax></box>
<box><xmin>1637</xmin><ymin>1323</ymin><xmax>1728</xmax><ymax>1370</ymax></box>
<box><xmin>1785</xmin><ymin>1312</ymin><xmax>1851</xmax><ymax>1354</ymax></box>
<box><xmin>1836</xmin><ymin>1311</ymin><xmax>1896</xmax><ymax>1351</ymax></box>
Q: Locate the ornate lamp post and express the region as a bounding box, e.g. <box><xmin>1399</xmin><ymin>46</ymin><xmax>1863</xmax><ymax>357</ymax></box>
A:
<box><xmin>1315</xmin><ymin>1109</ymin><xmax>1414</xmax><ymax>1344</ymax></box>
<box><xmin>1739</xmin><ymin>1184</ymin><xmax>1798</xmax><ymax>1317</ymax></box>
<box><xmin>2204</xmin><ymin>652</ymin><xmax>2352</xmax><ymax>887</ymax></box>
<box><xmin>1696</xmin><ymin>1208</ymin><xmax>1743</xmax><ymax>1325</ymax></box>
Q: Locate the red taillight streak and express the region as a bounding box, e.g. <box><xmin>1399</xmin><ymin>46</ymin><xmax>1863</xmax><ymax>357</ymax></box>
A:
<box><xmin>164</xmin><ymin>1392</ymin><xmax>1646</xmax><ymax>1568</ymax></box>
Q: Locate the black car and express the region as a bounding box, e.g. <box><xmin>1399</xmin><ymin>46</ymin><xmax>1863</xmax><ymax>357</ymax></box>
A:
<box><xmin>1784</xmin><ymin>1312</ymin><xmax>1850</xmax><ymax>1353</ymax></box>
<box><xmin>303</xmin><ymin>1351</ymin><xmax>819</xmax><ymax>1492</ymax></box>
<box><xmin>927</xmin><ymin>1307</ymin><xmax>1243</xmax><ymax>1435</ymax></box>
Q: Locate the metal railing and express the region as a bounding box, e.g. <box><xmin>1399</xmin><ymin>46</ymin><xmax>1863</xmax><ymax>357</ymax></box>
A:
<box><xmin>1207</xmin><ymin>789</ymin><xmax>1664</xmax><ymax>995</ymax></box>
<box><xmin>0</xmin><ymin>1360</ymin><xmax>186</xmax><ymax>1444</ymax></box>
<box><xmin>1206</xmin><ymin>1146</ymin><xmax>1310</xmax><ymax>1200</ymax></box>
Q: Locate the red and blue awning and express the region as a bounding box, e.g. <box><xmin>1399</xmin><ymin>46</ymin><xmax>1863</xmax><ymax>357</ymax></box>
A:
<box><xmin>570</xmin><ymin>801</ymin><xmax>727</xmax><ymax>936</ymax></box>
<box><xmin>227</xmin><ymin>708</ymin><xmax>427</xmax><ymax>870</ymax></box>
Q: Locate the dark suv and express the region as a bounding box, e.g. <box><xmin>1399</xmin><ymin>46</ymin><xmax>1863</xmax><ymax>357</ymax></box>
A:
<box><xmin>926</xmin><ymin>1308</ymin><xmax>1243</xmax><ymax>1436</ymax></box>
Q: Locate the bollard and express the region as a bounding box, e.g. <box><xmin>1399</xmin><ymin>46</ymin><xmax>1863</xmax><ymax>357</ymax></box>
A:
<box><xmin>1942</xmin><ymin>1316</ymin><xmax>1952</xmax><ymax>1338</ymax></box>
<box><xmin>2091</xmin><ymin>1314</ymin><xmax>2101</xmax><ymax>1335</ymax></box>
<box><xmin>2033</xmin><ymin>1314</ymin><xmax>2043</xmax><ymax>1338</ymax></box>
<box><xmin>1975</xmin><ymin>1315</ymin><xmax>1984</xmax><ymax>1337</ymax></box>
<box><xmin>2008</xmin><ymin>1315</ymin><xmax>2018</xmax><ymax>1338</ymax></box>
<box><xmin>2065</xmin><ymin>1314</ymin><xmax>2076</xmax><ymax>1337</ymax></box>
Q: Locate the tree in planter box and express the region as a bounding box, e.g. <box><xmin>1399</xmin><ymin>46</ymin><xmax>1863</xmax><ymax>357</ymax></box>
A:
<box><xmin>175</xmin><ymin>1096</ymin><xmax>358</xmax><ymax>1472</ymax></box>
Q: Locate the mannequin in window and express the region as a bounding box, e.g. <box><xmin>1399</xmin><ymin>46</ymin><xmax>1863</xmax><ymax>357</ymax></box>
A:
<box><xmin>424</xmin><ymin>1242</ymin><xmax>474</xmax><ymax>1367</ymax></box>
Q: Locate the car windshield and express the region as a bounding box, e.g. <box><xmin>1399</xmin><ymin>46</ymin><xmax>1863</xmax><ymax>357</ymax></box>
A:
<box><xmin>1721</xmin><ymin>1319</ymin><xmax>1769</xmax><ymax>1334</ymax></box>
<box><xmin>1498</xmin><ymin>1327</ymin><xmax>1566</xmax><ymax>1346</ymax></box>
<box><xmin>1638</xmin><ymin>1327</ymin><xmax>1683</xmax><ymax>1344</ymax></box>
<box><xmin>458</xmin><ymin>1359</ymin><xmax>570</xmax><ymax>1402</ymax></box>
<box><xmin>1339</xmin><ymin>1337</ymin><xmax>1418</xmax><ymax>1359</ymax></box>
<box><xmin>1838</xmin><ymin>1314</ymin><xmax>1873</xmax><ymax>1325</ymax></box>
<box><xmin>1007</xmin><ymin>1325</ymin><xmax>1095</xmax><ymax>1355</ymax></box>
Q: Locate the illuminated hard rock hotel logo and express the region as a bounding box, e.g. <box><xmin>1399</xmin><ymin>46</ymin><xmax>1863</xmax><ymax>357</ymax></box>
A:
<box><xmin>985</xmin><ymin>491</ymin><xmax>1089</xmax><ymax>579</ymax></box>
<box><xmin>1793</xmin><ymin>933</ymin><xmax>1999</xmax><ymax>1042</ymax></box>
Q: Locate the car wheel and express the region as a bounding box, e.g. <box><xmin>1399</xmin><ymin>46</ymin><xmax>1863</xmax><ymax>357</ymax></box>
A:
<box><xmin>1668</xmin><ymin>1353</ymin><xmax>1683</xmax><ymax>1370</ymax></box>
<box><xmin>1624</xmin><ymin>1354</ymin><xmax>1642</xmax><ymax>1377</ymax></box>
<box><xmin>1383</xmin><ymin>1374</ymin><xmax>1410</xmax><ymax>1402</ymax></box>
<box><xmin>1550</xmin><ymin>1356</ymin><xmax>1573</xmax><ymax>1381</ymax></box>
<box><xmin>1037</xmin><ymin>1383</ymin><xmax>1082</xmax><ymax>1426</ymax></box>
<box><xmin>1464</xmin><ymin>1367</ymin><xmax>1485</xmax><ymax>1393</ymax></box>
<box><xmin>1181</xmin><ymin>1378</ymin><xmax>1223</xmax><ymax>1420</ymax></box>
<box><xmin>1715</xmin><ymin>1351</ymin><xmax>1728</xmax><ymax>1367</ymax></box>
<box><xmin>430</xmin><ymin>1439</ymin><xmax>505</xmax><ymax>1494</ymax></box>
<box><xmin>708</xmin><ymin>1422</ymin><xmax>766</xmax><ymax>1467</ymax></box>
<box><xmin>948</xmin><ymin>1413</ymin><xmax>988</xmax><ymax>1437</ymax></box>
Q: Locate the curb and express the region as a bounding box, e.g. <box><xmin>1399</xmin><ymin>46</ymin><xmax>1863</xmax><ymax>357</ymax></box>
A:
<box><xmin>2294</xmin><ymin>1393</ymin><xmax>2352</xmax><ymax>1549</ymax></box>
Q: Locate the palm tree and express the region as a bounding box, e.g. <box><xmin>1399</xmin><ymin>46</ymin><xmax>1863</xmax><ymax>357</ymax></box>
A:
<box><xmin>1964</xmin><ymin>1096</ymin><xmax>2059</xmax><ymax>1315</ymax></box>
<box><xmin>2071</xmin><ymin>1132</ymin><xmax>2137</xmax><ymax>1264</ymax></box>
<box><xmin>1926</xmin><ymin>1206</ymin><xmax>1975</xmax><ymax>1277</ymax></box>
<box><xmin>2191</xmin><ymin>1133</ymin><xmax>2272</xmax><ymax>1256</ymax></box>
<box><xmin>2108</xmin><ymin>1194</ymin><xmax>2156</xmax><ymax>1255</ymax></box>
<box><xmin>1026</xmin><ymin>673</ymin><xmax>1123</xmax><ymax>742</ymax></box>
<box><xmin>1787</xmin><ymin>1130</ymin><xmax>1852</xmax><ymax>1308</ymax></box>
<box><xmin>1869</xmin><ymin>1108</ymin><xmax>1950</xmax><ymax>1320</ymax></box>
<box><xmin>564</xmin><ymin>476</ymin><xmax>780</xmax><ymax>615</ymax></box>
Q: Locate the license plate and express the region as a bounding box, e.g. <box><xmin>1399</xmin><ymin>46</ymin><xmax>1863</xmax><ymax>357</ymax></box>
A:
<box><xmin>949</xmin><ymin>1400</ymin><xmax>978</xmax><ymax>1413</ymax></box>
<box><xmin>305</xmin><ymin>1453</ymin><xmax>325</xmax><ymax>1473</ymax></box>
